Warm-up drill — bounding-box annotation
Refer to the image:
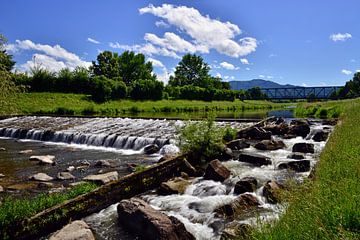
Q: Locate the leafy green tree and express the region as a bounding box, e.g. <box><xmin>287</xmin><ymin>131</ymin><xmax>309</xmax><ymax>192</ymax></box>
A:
<box><xmin>169</xmin><ymin>54</ymin><xmax>211</xmax><ymax>87</ymax></box>
<box><xmin>0</xmin><ymin>34</ymin><xmax>15</xmax><ymax>72</ymax></box>
<box><xmin>345</xmin><ymin>72</ymin><xmax>360</xmax><ymax>97</ymax></box>
<box><xmin>130</xmin><ymin>79</ymin><xmax>164</xmax><ymax>100</ymax></box>
<box><xmin>247</xmin><ymin>86</ymin><xmax>267</xmax><ymax>100</ymax></box>
<box><xmin>91</xmin><ymin>50</ymin><xmax>154</xmax><ymax>85</ymax></box>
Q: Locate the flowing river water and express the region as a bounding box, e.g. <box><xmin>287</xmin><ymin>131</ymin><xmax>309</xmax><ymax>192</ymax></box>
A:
<box><xmin>0</xmin><ymin>116</ymin><xmax>331</xmax><ymax>240</ymax></box>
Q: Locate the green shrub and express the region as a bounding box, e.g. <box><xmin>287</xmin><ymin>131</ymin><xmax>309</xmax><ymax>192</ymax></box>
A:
<box><xmin>223</xmin><ymin>126</ymin><xmax>237</xmax><ymax>142</ymax></box>
<box><xmin>130</xmin><ymin>79</ymin><xmax>164</xmax><ymax>100</ymax></box>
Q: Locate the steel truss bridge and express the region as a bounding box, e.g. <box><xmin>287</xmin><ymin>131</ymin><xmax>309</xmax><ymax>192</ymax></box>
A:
<box><xmin>260</xmin><ymin>86</ymin><xmax>343</xmax><ymax>99</ymax></box>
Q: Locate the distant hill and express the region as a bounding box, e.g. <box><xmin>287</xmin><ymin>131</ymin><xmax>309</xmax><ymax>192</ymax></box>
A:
<box><xmin>229</xmin><ymin>79</ymin><xmax>297</xmax><ymax>90</ymax></box>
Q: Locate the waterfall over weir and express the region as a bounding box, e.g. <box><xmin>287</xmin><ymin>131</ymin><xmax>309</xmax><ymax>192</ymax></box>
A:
<box><xmin>0</xmin><ymin>116</ymin><xmax>250</xmax><ymax>151</ymax></box>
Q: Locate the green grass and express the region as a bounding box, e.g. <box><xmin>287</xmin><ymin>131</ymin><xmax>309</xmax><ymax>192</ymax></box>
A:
<box><xmin>1</xmin><ymin>92</ymin><xmax>292</xmax><ymax>117</ymax></box>
<box><xmin>252</xmin><ymin>98</ymin><xmax>360</xmax><ymax>240</ymax></box>
<box><xmin>0</xmin><ymin>182</ymin><xmax>98</xmax><ymax>233</ymax></box>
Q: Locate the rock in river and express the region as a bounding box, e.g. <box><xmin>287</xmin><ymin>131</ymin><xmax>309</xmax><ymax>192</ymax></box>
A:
<box><xmin>254</xmin><ymin>140</ymin><xmax>285</xmax><ymax>151</ymax></box>
<box><xmin>19</xmin><ymin>149</ymin><xmax>33</xmax><ymax>154</ymax></box>
<box><xmin>159</xmin><ymin>177</ymin><xmax>192</xmax><ymax>195</ymax></box>
<box><xmin>238</xmin><ymin>153</ymin><xmax>272</xmax><ymax>166</ymax></box>
<box><xmin>226</xmin><ymin>139</ymin><xmax>250</xmax><ymax>150</ymax></box>
<box><xmin>0</xmin><ymin>185</ymin><xmax>3</xmax><ymax>192</ymax></box>
<box><xmin>215</xmin><ymin>193</ymin><xmax>260</xmax><ymax>217</ymax></box>
<box><xmin>237</xmin><ymin>127</ymin><xmax>272</xmax><ymax>140</ymax></box>
<box><xmin>29</xmin><ymin>155</ymin><xmax>55</xmax><ymax>165</ymax></box>
<box><xmin>204</xmin><ymin>159</ymin><xmax>231</xmax><ymax>182</ymax></box>
<box><xmin>117</xmin><ymin>197</ymin><xmax>195</xmax><ymax>240</ymax></box>
<box><xmin>29</xmin><ymin>173</ymin><xmax>54</xmax><ymax>182</ymax></box>
<box><xmin>84</xmin><ymin>171</ymin><xmax>118</xmax><ymax>185</ymax></box>
<box><xmin>292</xmin><ymin>143</ymin><xmax>314</xmax><ymax>153</ymax></box>
<box><xmin>312</xmin><ymin>130</ymin><xmax>329</xmax><ymax>142</ymax></box>
<box><xmin>278</xmin><ymin>160</ymin><xmax>311</xmax><ymax>172</ymax></box>
<box><xmin>143</xmin><ymin>144</ymin><xmax>160</xmax><ymax>154</ymax></box>
<box><xmin>234</xmin><ymin>177</ymin><xmax>258</xmax><ymax>195</ymax></box>
<box><xmin>57</xmin><ymin>172</ymin><xmax>76</xmax><ymax>180</ymax></box>
<box><xmin>263</xmin><ymin>180</ymin><xmax>283</xmax><ymax>204</ymax></box>
<box><xmin>49</xmin><ymin>220</ymin><xmax>95</xmax><ymax>240</ymax></box>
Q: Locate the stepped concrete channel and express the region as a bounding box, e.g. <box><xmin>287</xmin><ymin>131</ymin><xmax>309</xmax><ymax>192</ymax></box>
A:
<box><xmin>0</xmin><ymin>116</ymin><xmax>334</xmax><ymax>239</ymax></box>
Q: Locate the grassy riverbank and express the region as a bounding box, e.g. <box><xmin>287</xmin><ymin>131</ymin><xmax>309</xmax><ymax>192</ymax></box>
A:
<box><xmin>0</xmin><ymin>182</ymin><xmax>98</xmax><ymax>239</ymax></box>
<box><xmin>252</xmin><ymin>98</ymin><xmax>360</xmax><ymax>239</ymax></box>
<box><xmin>2</xmin><ymin>92</ymin><xmax>292</xmax><ymax>117</ymax></box>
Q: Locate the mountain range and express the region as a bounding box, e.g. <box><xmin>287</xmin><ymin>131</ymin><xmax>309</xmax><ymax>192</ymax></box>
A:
<box><xmin>228</xmin><ymin>79</ymin><xmax>298</xmax><ymax>90</ymax></box>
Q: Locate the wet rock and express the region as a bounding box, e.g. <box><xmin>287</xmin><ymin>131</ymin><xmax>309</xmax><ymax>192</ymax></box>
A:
<box><xmin>254</xmin><ymin>139</ymin><xmax>285</xmax><ymax>151</ymax></box>
<box><xmin>19</xmin><ymin>149</ymin><xmax>33</xmax><ymax>154</ymax></box>
<box><xmin>69</xmin><ymin>181</ymin><xmax>87</xmax><ymax>187</ymax></box>
<box><xmin>29</xmin><ymin>173</ymin><xmax>54</xmax><ymax>182</ymax></box>
<box><xmin>84</xmin><ymin>171</ymin><xmax>118</xmax><ymax>185</ymax></box>
<box><xmin>278</xmin><ymin>160</ymin><xmax>311</xmax><ymax>172</ymax></box>
<box><xmin>0</xmin><ymin>173</ymin><xmax>5</xmax><ymax>178</ymax></box>
<box><xmin>57</xmin><ymin>172</ymin><xmax>76</xmax><ymax>180</ymax></box>
<box><xmin>159</xmin><ymin>177</ymin><xmax>192</xmax><ymax>195</ymax></box>
<box><xmin>221</xmin><ymin>222</ymin><xmax>252</xmax><ymax>240</ymax></box>
<box><xmin>292</xmin><ymin>143</ymin><xmax>314</xmax><ymax>153</ymax></box>
<box><xmin>312</xmin><ymin>130</ymin><xmax>329</xmax><ymax>142</ymax></box>
<box><xmin>288</xmin><ymin>120</ymin><xmax>310</xmax><ymax>138</ymax></box>
<box><xmin>0</xmin><ymin>185</ymin><xmax>3</xmax><ymax>192</ymax></box>
<box><xmin>238</xmin><ymin>153</ymin><xmax>272</xmax><ymax>166</ymax></box>
<box><xmin>263</xmin><ymin>122</ymin><xmax>289</xmax><ymax>136</ymax></box>
<box><xmin>7</xmin><ymin>183</ymin><xmax>37</xmax><ymax>191</ymax></box>
<box><xmin>226</xmin><ymin>139</ymin><xmax>250</xmax><ymax>150</ymax></box>
<box><xmin>29</xmin><ymin>155</ymin><xmax>55</xmax><ymax>165</ymax></box>
<box><xmin>49</xmin><ymin>220</ymin><xmax>95</xmax><ymax>240</ymax></box>
<box><xmin>217</xmin><ymin>147</ymin><xmax>234</xmax><ymax>161</ymax></box>
<box><xmin>143</xmin><ymin>144</ymin><xmax>160</xmax><ymax>154</ymax></box>
<box><xmin>287</xmin><ymin>153</ymin><xmax>305</xmax><ymax>160</ymax></box>
<box><xmin>283</xmin><ymin>134</ymin><xmax>297</xmax><ymax>139</ymax></box>
<box><xmin>263</xmin><ymin>180</ymin><xmax>283</xmax><ymax>204</ymax></box>
<box><xmin>66</xmin><ymin>166</ymin><xmax>75</xmax><ymax>172</ymax></box>
<box><xmin>37</xmin><ymin>182</ymin><xmax>54</xmax><ymax>189</ymax></box>
<box><xmin>126</xmin><ymin>163</ymin><xmax>138</xmax><ymax>172</ymax></box>
<box><xmin>0</xmin><ymin>147</ymin><xmax>6</xmax><ymax>151</ymax></box>
<box><xmin>234</xmin><ymin>177</ymin><xmax>258</xmax><ymax>194</ymax></box>
<box><xmin>237</xmin><ymin>127</ymin><xmax>272</xmax><ymax>140</ymax></box>
<box><xmin>179</xmin><ymin>159</ymin><xmax>197</xmax><ymax>176</ymax></box>
<box><xmin>203</xmin><ymin>159</ymin><xmax>231</xmax><ymax>182</ymax></box>
<box><xmin>322</xmin><ymin>119</ymin><xmax>338</xmax><ymax>126</ymax></box>
<box><xmin>216</xmin><ymin>194</ymin><xmax>260</xmax><ymax>217</ymax></box>
<box><xmin>94</xmin><ymin>160</ymin><xmax>115</xmax><ymax>168</ymax></box>
<box><xmin>117</xmin><ymin>197</ymin><xmax>195</xmax><ymax>240</ymax></box>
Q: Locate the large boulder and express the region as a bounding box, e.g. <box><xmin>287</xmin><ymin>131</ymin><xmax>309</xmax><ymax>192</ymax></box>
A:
<box><xmin>159</xmin><ymin>177</ymin><xmax>192</xmax><ymax>195</ymax></box>
<box><xmin>312</xmin><ymin>130</ymin><xmax>329</xmax><ymax>142</ymax></box>
<box><xmin>226</xmin><ymin>139</ymin><xmax>250</xmax><ymax>150</ymax></box>
<box><xmin>263</xmin><ymin>180</ymin><xmax>282</xmax><ymax>204</ymax></box>
<box><xmin>83</xmin><ymin>171</ymin><xmax>118</xmax><ymax>185</ymax></box>
<box><xmin>215</xmin><ymin>193</ymin><xmax>260</xmax><ymax>217</ymax></box>
<box><xmin>234</xmin><ymin>177</ymin><xmax>258</xmax><ymax>195</ymax></box>
<box><xmin>288</xmin><ymin>120</ymin><xmax>310</xmax><ymax>138</ymax></box>
<box><xmin>49</xmin><ymin>220</ymin><xmax>95</xmax><ymax>240</ymax></box>
<box><xmin>292</xmin><ymin>143</ymin><xmax>314</xmax><ymax>153</ymax></box>
<box><xmin>254</xmin><ymin>140</ymin><xmax>285</xmax><ymax>151</ymax></box>
<box><xmin>263</xmin><ymin>122</ymin><xmax>289</xmax><ymax>136</ymax></box>
<box><xmin>29</xmin><ymin>173</ymin><xmax>54</xmax><ymax>182</ymax></box>
<box><xmin>57</xmin><ymin>172</ymin><xmax>76</xmax><ymax>180</ymax></box>
<box><xmin>237</xmin><ymin>127</ymin><xmax>272</xmax><ymax>140</ymax></box>
<box><xmin>29</xmin><ymin>155</ymin><xmax>55</xmax><ymax>165</ymax></box>
<box><xmin>238</xmin><ymin>153</ymin><xmax>272</xmax><ymax>166</ymax></box>
<box><xmin>287</xmin><ymin>153</ymin><xmax>305</xmax><ymax>160</ymax></box>
<box><xmin>117</xmin><ymin>198</ymin><xmax>195</xmax><ymax>240</ymax></box>
<box><xmin>203</xmin><ymin>160</ymin><xmax>231</xmax><ymax>182</ymax></box>
<box><xmin>143</xmin><ymin>144</ymin><xmax>160</xmax><ymax>154</ymax></box>
<box><xmin>278</xmin><ymin>160</ymin><xmax>311</xmax><ymax>172</ymax></box>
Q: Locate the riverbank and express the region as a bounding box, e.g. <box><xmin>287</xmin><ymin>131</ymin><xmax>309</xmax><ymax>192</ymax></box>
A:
<box><xmin>3</xmin><ymin>92</ymin><xmax>292</xmax><ymax>118</ymax></box>
<box><xmin>252</xmin><ymin>98</ymin><xmax>360</xmax><ymax>239</ymax></box>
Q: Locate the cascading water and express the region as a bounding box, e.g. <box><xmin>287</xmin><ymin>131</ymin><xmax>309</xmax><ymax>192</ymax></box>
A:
<box><xmin>85</xmin><ymin>120</ymin><xmax>333</xmax><ymax>240</ymax></box>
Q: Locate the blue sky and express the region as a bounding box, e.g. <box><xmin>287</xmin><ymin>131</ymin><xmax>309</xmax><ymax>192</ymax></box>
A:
<box><xmin>1</xmin><ymin>0</ymin><xmax>359</xmax><ymax>86</ymax></box>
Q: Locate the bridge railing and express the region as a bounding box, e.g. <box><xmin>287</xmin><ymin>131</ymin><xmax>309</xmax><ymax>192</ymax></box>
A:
<box><xmin>260</xmin><ymin>86</ymin><xmax>343</xmax><ymax>99</ymax></box>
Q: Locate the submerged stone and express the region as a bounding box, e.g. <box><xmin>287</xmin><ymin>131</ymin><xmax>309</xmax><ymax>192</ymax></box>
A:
<box><xmin>29</xmin><ymin>173</ymin><xmax>54</xmax><ymax>182</ymax></box>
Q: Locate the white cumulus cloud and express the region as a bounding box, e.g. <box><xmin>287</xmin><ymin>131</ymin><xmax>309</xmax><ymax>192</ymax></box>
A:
<box><xmin>356</xmin><ymin>69</ymin><xmax>360</xmax><ymax>73</ymax></box>
<box><xmin>240</xmin><ymin>58</ymin><xmax>249</xmax><ymax>64</ymax></box>
<box><xmin>87</xmin><ymin>37</ymin><xmax>100</xmax><ymax>44</ymax></box>
<box><xmin>330</xmin><ymin>33</ymin><xmax>352</xmax><ymax>42</ymax></box>
<box><xmin>7</xmin><ymin>39</ymin><xmax>91</xmax><ymax>72</ymax></box>
<box><xmin>341</xmin><ymin>69</ymin><xmax>352</xmax><ymax>75</ymax></box>
<box><xmin>139</xmin><ymin>4</ymin><xmax>257</xmax><ymax>58</ymax></box>
<box><xmin>155</xmin><ymin>20</ymin><xmax>170</xmax><ymax>28</ymax></box>
<box><xmin>147</xmin><ymin>57</ymin><xmax>165</xmax><ymax>68</ymax></box>
<box><xmin>220</xmin><ymin>61</ymin><xmax>239</xmax><ymax>70</ymax></box>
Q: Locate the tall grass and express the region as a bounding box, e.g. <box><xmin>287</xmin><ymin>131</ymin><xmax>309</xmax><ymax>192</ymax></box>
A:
<box><xmin>251</xmin><ymin>98</ymin><xmax>360</xmax><ymax>240</ymax></box>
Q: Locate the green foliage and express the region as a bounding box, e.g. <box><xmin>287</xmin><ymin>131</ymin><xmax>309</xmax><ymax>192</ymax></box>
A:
<box><xmin>247</xmin><ymin>86</ymin><xmax>268</xmax><ymax>100</ymax></box>
<box><xmin>252</xmin><ymin>98</ymin><xmax>360</xmax><ymax>240</ymax></box>
<box><xmin>29</xmin><ymin>67</ymin><xmax>56</xmax><ymax>92</ymax></box>
<box><xmin>91</xmin><ymin>50</ymin><xmax>154</xmax><ymax>84</ymax></box>
<box><xmin>165</xmin><ymin>85</ymin><xmax>236</xmax><ymax>101</ymax></box>
<box><xmin>295</xmin><ymin>102</ymin><xmax>341</xmax><ymax>118</ymax></box>
<box><xmin>0</xmin><ymin>182</ymin><xmax>98</xmax><ymax>234</ymax></box>
<box><xmin>223</xmin><ymin>126</ymin><xmax>237</xmax><ymax>142</ymax></box>
<box><xmin>0</xmin><ymin>34</ymin><xmax>15</xmax><ymax>72</ymax></box>
<box><xmin>89</xmin><ymin>75</ymin><xmax>113</xmax><ymax>102</ymax></box>
<box><xmin>177</xmin><ymin>115</ymin><xmax>226</xmax><ymax>160</ymax></box>
<box><xmin>130</xmin><ymin>79</ymin><xmax>164</xmax><ymax>100</ymax></box>
<box><xmin>134</xmin><ymin>164</ymin><xmax>147</xmax><ymax>172</ymax></box>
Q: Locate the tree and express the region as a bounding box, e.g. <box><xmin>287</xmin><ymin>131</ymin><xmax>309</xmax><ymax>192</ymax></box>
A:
<box><xmin>345</xmin><ymin>72</ymin><xmax>360</xmax><ymax>97</ymax></box>
<box><xmin>130</xmin><ymin>79</ymin><xmax>164</xmax><ymax>100</ymax></box>
<box><xmin>0</xmin><ymin>34</ymin><xmax>15</xmax><ymax>72</ymax></box>
<box><xmin>91</xmin><ymin>50</ymin><xmax>154</xmax><ymax>85</ymax></box>
<box><xmin>247</xmin><ymin>86</ymin><xmax>267</xmax><ymax>100</ymax></box>
<box><xmin>169</xmin><ymin>54</ymin><xmax>211</xmax><ymax>87</ymax></box>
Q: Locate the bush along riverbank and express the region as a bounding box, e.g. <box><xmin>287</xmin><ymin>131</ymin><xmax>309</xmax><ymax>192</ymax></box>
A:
<box><xmin>251</xmin><ymin>98</ymin><xmax>360</xmax><ymax>240</ymax></box>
